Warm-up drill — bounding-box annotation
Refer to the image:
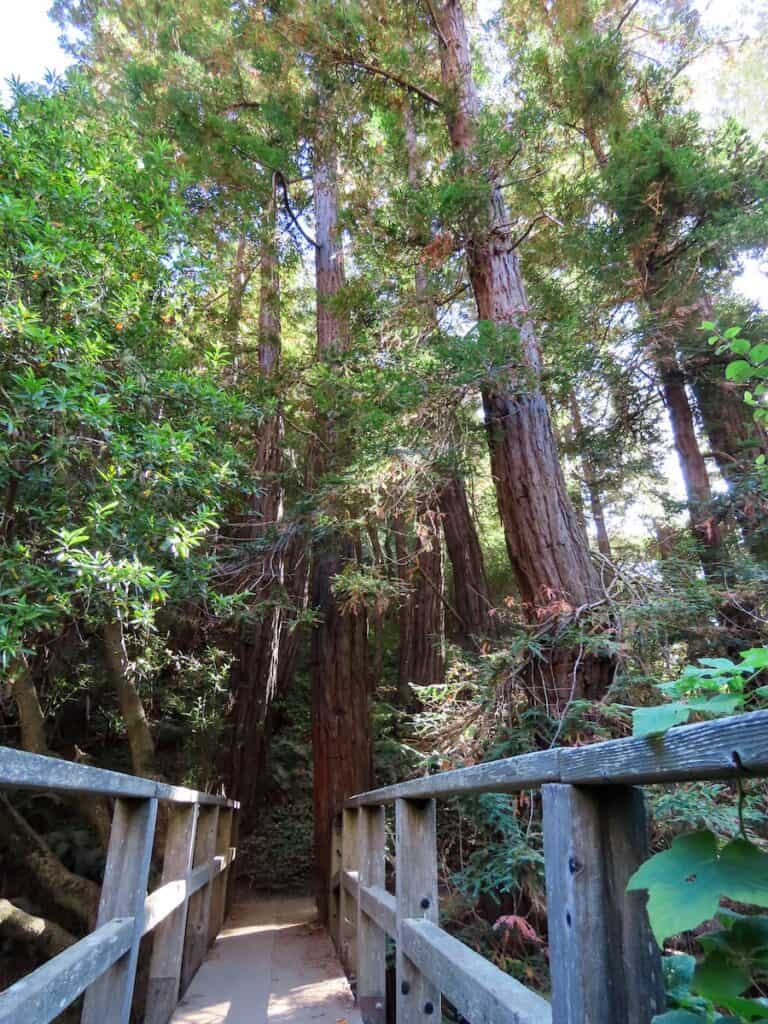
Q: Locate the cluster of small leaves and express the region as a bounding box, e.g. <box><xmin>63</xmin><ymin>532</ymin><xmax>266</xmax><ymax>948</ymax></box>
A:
<box><xmin>705</xmin><ymin>322</ymin><xmax>768</xmax><ymax>432</ymax></box>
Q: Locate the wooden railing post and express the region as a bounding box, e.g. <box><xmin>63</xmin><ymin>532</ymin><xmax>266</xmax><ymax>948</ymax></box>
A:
<box><xmin>396</xmin><ymin>798</ymin><xmax>440</xmax><ymax>1024</ymax></box>
<box><xmin>542</xmin><ymin>784</ymin><xmax>664</xmax><ymax>1023</ymax></box>
<box><xmin>180</xmin><ymin>804</ymin><xmax>219</xmax><ymax>994</ymax></box>
<box><xmin>82</xmin><ymin>796</ymin><xmax>158</xmax><ymax>1024</ymax></box>
<box><xmin>329</xmin><ymin>813</ymin><xmax>343</xmax><ymax>943</ymax></box>
<box><xmin>208</xmin><ymin>806</ymin><xmax>233</xmax><ymax>947</ymax></box>
<box><xmin>356</xmin><ymin>805</ymin><xmax>386</xmax><ymax>1024</ymax></box>
<box><xmin>339</xmin><ymin>806</ymin><xmax>359</xmax><ymax>970</ymax></box>
<box><xmin>144</xmin><ymin>803</ymin><xmax>199</xmax><ymax>1024</ymax></box>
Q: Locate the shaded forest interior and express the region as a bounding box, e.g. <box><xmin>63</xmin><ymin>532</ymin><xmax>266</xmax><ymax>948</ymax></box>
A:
<box><xmin>1</xmin><ymin>0</ymin><xmax>768</xmax><ymax>1020</ymax></box>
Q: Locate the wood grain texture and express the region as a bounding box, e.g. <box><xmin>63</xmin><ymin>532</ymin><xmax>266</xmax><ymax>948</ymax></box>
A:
<box><xmin>357</xmin><ymin>805</ymin><xmax>387</xmax><ymax>1024</ymax></box>
<box><xmin>359</xmin><ymin>884</ymin><xmax>396</xmax><ymax>938</ymax></box>
<box><xmin>0</xmin><ymin>745</ymin><xmax>235</xmax><ymax>805</ymax></box>
<box><xmin>339</xmin><ymin>807</ymin><xmax>359</xmax><ymax>970</ymax></box>
<box><xmin>347</xmin><ymin>750</ymin><xmax>560</xmax><ymax>806</ymax></box>
<box><xmin>396</xmin><ymin>798</ymin><xmax>440</xmax><ymax>1024</ymax></box>
<box><xmin>328</xmin><ymin>814</ymin><xmax>342</xmax><ymax>943</ymax></box>
<box><xmin>542</xmin><ymin>785</ymin><xmax>664</xmax><ymax>1024</ymax></box>
<box><xmin>401</xmin><ymin>918</ymin><xmax>551</xmax><ymax>1024</ymax></box>
<box><xmin>558</xmin><ymin>709</ymin><xmax>768</xmax><ymax>785</ymax></box>
<box><xmin>145</xmin><ymin>803</ymin><xmax>198</xmax><ymax>1024</ymax></box>
<box><xmin>208</xmin><ymin>807</ymin><xmax>234</xmax><ymax>946</ymax></box>
<box><xmin>82</xmin><ymin>796</ymin><xmax>158</xmax><ymax>1024</ymax></box>
<box><xmin>0</xmin><ymin>918</ymin><xmax>132</xmax><ymax>1024</ymax></box>
<box><xmin>180</xmin><ymin>805</ymin><xmax>219</xmax><ymax>994</ymax></box>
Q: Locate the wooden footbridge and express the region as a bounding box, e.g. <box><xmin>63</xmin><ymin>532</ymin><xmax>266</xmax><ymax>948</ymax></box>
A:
<box><xmin>1</xmin><ymin>709</ymin><xmax>767</xmax><ymax>1024</ymax></box>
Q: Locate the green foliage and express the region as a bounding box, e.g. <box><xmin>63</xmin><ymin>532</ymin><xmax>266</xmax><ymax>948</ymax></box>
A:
<box><xmin>632</xmin><ymin>648</ymin><xmax>768</xmax><ymax>737</ymax></box>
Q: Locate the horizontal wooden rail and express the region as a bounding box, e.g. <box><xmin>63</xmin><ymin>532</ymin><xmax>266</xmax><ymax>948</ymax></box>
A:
<box><xmin>0</xmin><ymin>745</ymin><xmax>239</xmax><ymax>1024</ymax></box>
<box><xmin>346</xmin><ymin>709</ymin><xmax>768</xmax><ymax>806</ymax></box>
<box><xmin>338</xmin><ymin>710</ymin><xmax>768</xmax><ymax>1024</ymax></box>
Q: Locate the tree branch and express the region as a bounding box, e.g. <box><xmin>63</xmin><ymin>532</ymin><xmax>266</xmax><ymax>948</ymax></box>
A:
<box><xmin>0</xmin><ymin>899</ymin><xmax>75</xmax><ymax>958</ymax></box>
<box><xmin>275</xmin><ymin>171</ymin><xmax>318</xmax><ymax>250</ymax></box>
<box><xmin>331</xmin><ymin>53</ymin><xmax>441</xmax><ymax>107</ymax></box>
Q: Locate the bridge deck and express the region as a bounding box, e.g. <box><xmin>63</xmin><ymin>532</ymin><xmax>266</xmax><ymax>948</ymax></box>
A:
<box><xmin>170</xmin><ymin>895</ymin><xmax>362</xmax><ymax>1024</ymax></box>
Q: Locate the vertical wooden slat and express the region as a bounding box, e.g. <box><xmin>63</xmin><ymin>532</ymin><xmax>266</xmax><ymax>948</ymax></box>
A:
<box><xmin>328</xmin><ymin>814</ymin><xmax>343</xmax><ymax>944</ymax></box>
<box><xmin>542</xmin><ymin>784</ymin><xmax>664</xmax><ymax>1024</ymax></box>
<box><xmin>208</xmin><ymin>806</ymin><xmax>233</xmax><ymax>946</ymax></box>
<box><xmin>356</xmin><ymin>805</ymin><xmax>386</xmax><ymax>1024</ymax></box>
<box><xmin>396</xmin><ymin>798</ymin><xmax>439</xmax><ymax>1024</ymax></box>
<box><xmin>144</xmin><ymin>803</ymin><xmax>199</xmax><ymax>1024</ymax></box>
<box><xmin>339</xmin><ymin>806</ymin><xmax>359</xmax><ymax>970</ymax></box>
<box><xmin>180</xmin><ymin>804</ymin><xmax>219</xmax><ymax>994</ymax></box>
<box><xmin>82</xmin><ymin>796</ymin><xmax>158</xmax><ymax>1024</ymax></box>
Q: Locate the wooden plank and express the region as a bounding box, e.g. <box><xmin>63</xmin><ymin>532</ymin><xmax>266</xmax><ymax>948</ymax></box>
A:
<box><xmin>208</xmin><ymin>807</ymin><xmax>233</xmax><ymax>946</ymax></box>
<box><xmin>559</xmin><ymin>709</ymin><xmax>768</xmax><ymax>786</ymax></box>
<box><xmin>82</xmin><ymin>796</ymin><xmax>158</xmax><ymax>1024</ymax></box>
<box><xmin>144</xmin><ymin>803</ymin><xmax>198</xmax><ymax>1024</ymax></box>
<box><xmin>180</xmin><ymin>804</ymin><xmax>219</xmax><ymax>994</ymax></box>
<box><xmin>357</xmin><ymin>805</ymin><xmax>387</xmax><ymax>1024</ymax></box>
<box><xmin>347</xmin><ymin>750</ymin><xmax>560</xmax><ymax>806</ymax></box>
<box><xmin>359</xmin><ymin>884</ymin><xmax>396</xmax><ymax>938</ymax></box>
<box><xmin>401</xmin><ymin>918</ymin><xmax>552</xmax><ymax>1024</ymax></box>
<box><xmin>328</xmin><ymin>815</ymin><xmax>343</xmax><ymax>942</ymax></box>
<box><xmin>0</xmin><ymin>745</ymin><xmax>235</xmax><ymax>805</ymax></box>
<box><xmin>542</xmin><ymin>785</ymin><xmax>664</xmax><ymax>1023</ymax></box>
<box><xmin>396</xmin><ymin>798</ymin><xmax>440</xmax><ymax>1024</ymax></box>
<box><xmin>339</xmin><ymin>807</ymin><xmax>359</xmax><ymax>970</ymax></box>
<box><xmin>0</xmin><ymin>917</ymin><xmax>132</xmax><ymax>1024</ymax></box>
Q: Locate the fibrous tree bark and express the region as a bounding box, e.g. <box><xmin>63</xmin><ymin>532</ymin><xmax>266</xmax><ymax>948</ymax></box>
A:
<box><xmin>397</xmin><ymin>500</ymin><xmax>444</xmax><ymax>702</ymax></box>
<box><xmin>103</xmin><ymin>619</ymin><xmax>156</xmax><ymax>779</ymax></box>
<box><xmin>0</xmin><ymin>898</ymin><xmax>75</xmax><ymax>958</ymax></box>
<box><xmin>311</xmin><ymin>133</ymin><xmax>372</xmax><ymax>919</ymax></box>
<box><xmin>230</xmin><ymin>186</ymin><xmax>289</xmax><ymax>812</ymax></box>
<box><xmin>432</xmin><ymin>0</ymin><xmax>611</xmax><ymax>704</ymax></box>
<box><xmin>437</xmin><ymin>475</ymin><xmax>498</xmax><ymax>646</ymax></box>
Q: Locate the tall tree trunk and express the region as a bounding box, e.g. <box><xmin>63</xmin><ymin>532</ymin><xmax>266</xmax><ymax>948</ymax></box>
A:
<box><xmin>404</xmin><ymin>94</ymin><xmax>494</xmax><ymax>650</ymax></box>
<box><xmin>311</xmin><ymin>137</ymin><xmax>372</xmax><ymax>919</ymax></box>
<box><xmin>688</xmin><ymin>351</ymin><xmax>768</xmax><ymax>559</ymax></box>
<box><xmin>568</xmin><ymin>392</ymin><xmax>613</xmax><ymax>560</ymax></box>
<box><xmin>398</xmin><ymin>501</ymin><xmax>444</xmax><ymax>698</ymax></box>
<box><xmin>11</xmin><ymin>663</ymin><xmax>47</xmax><ymax>755</ymax></box>
<box><xmin>103</xmin><ymin>619</ymin><xmax>156</xmax><ymax>779</ymax></box>
<box><xmin>229</xmin><ymin>187</ymin><xmax>288</xmax><ymax>811</ymax></box>
<box><xmin>434</xmin><ymin>0</ymin><xmax>610</xmax><ymax>704</ymax></box>
<box><xmin>437</xmin><ymin>476</ymin><xmax>498</xmax><ymax>646</ymax></box>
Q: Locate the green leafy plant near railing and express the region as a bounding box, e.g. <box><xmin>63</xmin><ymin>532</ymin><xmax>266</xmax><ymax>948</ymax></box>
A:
<box><xmin>629</xmin><ymin>648</ymin><xmax>768</xmax><ymax>1022</ymax></box>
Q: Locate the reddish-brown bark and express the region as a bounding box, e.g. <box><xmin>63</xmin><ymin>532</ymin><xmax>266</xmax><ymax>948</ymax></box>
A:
<box><xmin>437</xmin><ymin>476</ymin><xmax>498</xmax><ymax>646</ymax></box>
<box><xmin>397</xmin><ymin>502</ymin><xmax>444</xmax><ymax>700</ymax></box>
<box><xmin>434</xmin><ymin>0</ymin><xmax>610</xmax><ymax>704</ymax></box>
<box><xmin>311</xmin><ymin>138</ymin><xmax>372</xmax><ymax>918</ymax></box>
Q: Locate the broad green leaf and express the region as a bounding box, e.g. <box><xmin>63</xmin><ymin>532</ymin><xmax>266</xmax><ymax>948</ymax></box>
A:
<box><xmin>684</xmin><ymin>694</ymin><xmax>742</xmax><ymax>715</ymax></box>
<box><xmin>724</xmin><ymin>326</ymin><xmax>742</xmax><ymax>339</ymax></box>
<box><xmin>750</xmin><ymin>343</ymin><xmax>768</xmax><ymax>363</ymax></box>
<box><xmin>730</xmin><ymin>338</ymin><xmax>751</xmax><ymax>354</ymax></box>
<box><xmin>652</xmin><ymin>1013</ymin><xmax>704</xmax><ymax>1023</ymax></box>
<box><xmin>741</xmin><ymin>647</ymin><xmax>768</xmax><ymax>669</ymax></box>
<box><xmin>633</xmin><ymin>702</ymin><xmax>690</xmax><ymax>737</ymax></box>
<box><xmin>725</xmin><ymin>360</ymin><xmax>753</xmax><ymax>382</ymax></box>
<box><xmin>694</xmin><ymin>950</ymin><xmax>749</xmax><ymax>1000</ymax></box>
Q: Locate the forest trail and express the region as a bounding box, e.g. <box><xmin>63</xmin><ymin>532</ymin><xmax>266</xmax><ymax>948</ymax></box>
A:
<box><xmin>170</xmin><ymin>896</ymin><xmax>362</xmax><ymax>1024</ymax></box>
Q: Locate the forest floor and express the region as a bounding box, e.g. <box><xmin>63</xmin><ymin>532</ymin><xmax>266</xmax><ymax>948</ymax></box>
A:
<box><xmin>170</xmin><ymin>895</ymin><xmax>361</xmax><ymax>1024</ymax></box>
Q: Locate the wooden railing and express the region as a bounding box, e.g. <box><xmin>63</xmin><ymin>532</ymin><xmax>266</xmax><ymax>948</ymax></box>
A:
<box><xmin>0</xmin><ymin>747</ymin><xmax>238</xmax><ymax>1024</ymax></box>
<box><xmin>334</xmin><ymin>709</ymin><xmax>768</xmax><ymax>1024</ymax></box>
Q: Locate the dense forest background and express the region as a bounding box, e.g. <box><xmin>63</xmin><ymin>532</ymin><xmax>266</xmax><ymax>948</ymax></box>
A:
<box><xmin>1</xmin><ymin>0</ymin><xmax>768</xmax><ymax>1019</ymax></box>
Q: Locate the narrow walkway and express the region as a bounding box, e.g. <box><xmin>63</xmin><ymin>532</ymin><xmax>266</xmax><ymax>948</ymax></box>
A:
<box><xmin>170</xmin><ymin>896</ymin><xmax>362</xmax><ymax>1024</ymax></box>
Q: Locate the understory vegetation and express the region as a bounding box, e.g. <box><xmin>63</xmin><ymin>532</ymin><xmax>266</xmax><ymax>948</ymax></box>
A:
<box><xmin>1</xmin><ymin>0</ymin><xmax>767</xmax><ymax>1019</ymax></box>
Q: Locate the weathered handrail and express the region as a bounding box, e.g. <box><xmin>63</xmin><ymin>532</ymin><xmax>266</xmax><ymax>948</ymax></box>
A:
<box><xmin>0</xmin><ymin>746</ymin><xmax>238</xmax><ymax>1024</ymax></box>
<box><xmin>337</xmin><ymin>709</ymin><xmax>768</xmax><ymax>1024</ymax></box>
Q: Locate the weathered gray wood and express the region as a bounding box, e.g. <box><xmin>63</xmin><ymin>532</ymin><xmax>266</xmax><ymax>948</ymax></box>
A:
<box><xmin>542</xmin><ymin>784</ymin><xmax>664</xmax><ymax>1024</ymax></box>
<box><xmin>357</xmin><ymin>805</ymin><xmax>387</xmax><ymax>1024</ymax></box>
<box><xmin>401</xmin><ymin>918</ymin><xmax>552</xmax><ymax>1024</ymax></box>
<box><xmin>0</xmin><ymin>917</ymin><xmax>132</xmax><ymax>1024</ymax></box>
<box><xmin>396</xmin><ymin>798</ymin><xmax>440</xmax><ymax>1024</ymax></box>
<box><xmin>82</xmin><ymin>796</ymin><xmax>158</xmax><ymax>1024</ymax></box>
<box><xmin>339</xmin><ymin>807</ymin><xmax>359</xmax><ymax>970</ymax></box>
<box><xmin>0</xmin><ymin>745</ymin><xmax>234</xmax><ymax>805</ymax></box>
<box><xmin>329</xmin><ymin>814</ymin><xmax>343</xmax><ymax>944</ymax></box>
<box><xmin>144</xmin><ymin>803</ymin><xmax>199</xmax><ymax>1024</ymax></box>
<box><xmin>559</xmin><ymin>709</ymin><xmax>768</xmax><ymax>786</ymax></box>
<box><xmin>347</xmin><ymin>750</ymin><xmax>560</xmax><ymax>806</ymax></box>
<box><xmin>208</xmin><ymin>807</ymin><xmax>234</xmax><ymax>946</ymax></box>
<box><xmin>180</xmin><ymin>804</ymin><xmax>219</xmax><ymax>994</ymax></box>
<box><xmin>359</xmin><ymin>884</ymin><xmax>396</xmax><ymax>938</ymax></box>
